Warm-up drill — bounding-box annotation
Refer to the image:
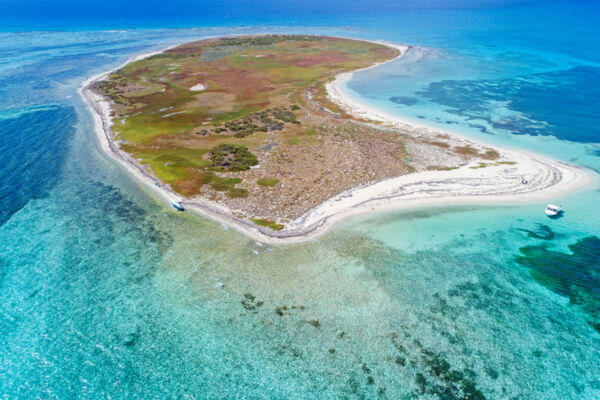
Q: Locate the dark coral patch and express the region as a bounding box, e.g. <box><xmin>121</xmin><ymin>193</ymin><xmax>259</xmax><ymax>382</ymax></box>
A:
<box><xmin>517</xmin><ymin>236</ymin><xmax>600</xmax><ymax>333</ymax></box>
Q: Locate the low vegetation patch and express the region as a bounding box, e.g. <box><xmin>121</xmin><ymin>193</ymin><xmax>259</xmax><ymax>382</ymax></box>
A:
<box><xmin>226</xmin><ymin>188</ymin><xmax>249</xmax><ymax>198</ymax></box>
<box><xmin>482</xmin><ymin>149</ymin><xmax>500</xmax><ymax>160</ymax></box>
<box><xmin>205</xmin><ymin>107</ymin><xmax>300</xmax><ymax>138</ymax></box>
<box><xmin>209</xmin><ymin>144</ymin><xmax>258</xmax><ymax>171</ymax></box>
<box><xmin>257</xmin><ymin>178</ymin><xmax>280</xmax><ymax>187</ymax></box>
<box><xmin>426</xmin><ymin>165</ymin><xmax>459</xmax><ymax>171</ymax></box>
<box><xmin>203</xmin><ymin>172</ymin><xmax>248</xmax><ymax>198</ymax></box>
<box><xmin>454</xmin><ymin>145</ymin><xmax>479</xmax><ymax>156</ymax></box>
<box><xmin>218</xmin><ymin>35</ymin><xmax>321</xmax><ymax>47</ymax></box>
<box><xmin>252</xmin><ymin>218</ymin><xmax>284</xmax><ymax>231</ymax></box>
<box><xmin>429</xmin><ymin>141</ymin><xmax>450</xmax><ymax>148</ymax></box>
<box><xmin>470</xmin><ymin>162</ymin><xmax>489</xmax><ymax>169</ymax></box>
<box><xmin>453</xmin><ymin>145</ymin><xmax>500</xmax><ymax>161</ymax></box>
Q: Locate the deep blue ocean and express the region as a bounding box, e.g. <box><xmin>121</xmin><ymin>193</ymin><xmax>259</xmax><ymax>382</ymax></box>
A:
<box><xmin>1</xmin><ymin>1</ymin><xmax>599</xmax><ymax>398</ymax></box>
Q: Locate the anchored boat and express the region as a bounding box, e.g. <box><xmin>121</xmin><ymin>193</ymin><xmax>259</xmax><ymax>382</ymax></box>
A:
<box><xmin>171</xmin><ymin>200</ymin><xmax>184</xmax><ymax>211</ymax></box>
<box><xmin>544</xmin><ymin>204</ymin><xmax>561</xmax><ymax>217</ymax></box>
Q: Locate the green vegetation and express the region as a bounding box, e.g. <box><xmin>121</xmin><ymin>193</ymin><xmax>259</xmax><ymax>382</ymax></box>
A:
<box><xmin>453</xmin><ymin>146</ymin><xmax>500</xmax><ymax>161</ymax></box>
<box><xmin>482</xmin><ymin>149</ymin><xmax>500</xmax><ymax>160</ymax></box>
<box><xmin>426</xmin><ymin>165</ymin><xmax>459</xmax><ymax>171</ymax></box>
<box><xmin>96</xmin><ymin>35</ymin><xmax>399</xmax><ymax>200</ymax></box>
<box><xmin>203</xmin><ymin>172</ymin><xmax>248</xmax><ymax>198</ymax></box>
<box><xmin>257</xmin><ymin>178</ymin><xmax>280</xmax><ymax>187</ymax></box>
<box><xmin>218</xmin><ymin>35</ymin><xmax>321</xmax><ymax>47</ymax></box>
<box><xmin>204</xmin><ymin>172</ymin><xmax>241</xmax><ymax>190</ymax></box>
<box><xmin>454</xmin><ymin>145</ymin><xmax>479</xmax><ymax>156</ymax></box>
<box><xmin>252</xmin><ymin>218</ymin><xmax>284</xmax><ymax>231</ymax></box>
<box><xmin>209</xmin><ymin>144</ymin><xmax>258</xmax><ymax>172</ymax></box>
<box><xmin>226</xmin><ymin>188</ymin><xmax>249</xmax><ymax>198</ymax></box>
<box><xmin>147</xmin><ymin>52</ymin><xmax>196</xmax><ymax>60</ymax></box>
<box><xmin>207</xmin><ymin>107</ymin><xmax>300</xmax><ymax>139</ymax></box>
<box><xmin>470</xmin><ymin>162</ymin><xmax>490</xmax><ymax>169</ymax></box>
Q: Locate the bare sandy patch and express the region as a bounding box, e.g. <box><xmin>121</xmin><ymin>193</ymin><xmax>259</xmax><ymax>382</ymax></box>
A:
<box><xmin>190</xmin><ymin>83</ymin><xmax>206</xmax><ymax>91</ymax></box>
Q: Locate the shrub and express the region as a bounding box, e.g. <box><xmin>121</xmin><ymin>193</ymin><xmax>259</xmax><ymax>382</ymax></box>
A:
<box><xmin>257</xmin><ymin>178</ymin><xmax>279</xmax><ymax>187</ymax></box>
<box><xmin>454</xmin><ymin>145</ymin><xmax>479</xmax><ymax>156</ymax></box>
<box><xmin>482</xmin><ymin>149</ymin><xmax>500</xmax><ymax>160</ymax></box>
<box><xmin>202</xmin><ymin>172</ymin><xmax>248</xmax><ymax>197</ymax></box>
<box><xmin>252</xmin><ymin>218</ymin><xmax>284</xmax><ymax>231</ymax></box>
<box><xmin>209</xmin><ymin>144</ymin><xmax>258</xmax><ymax>171</ymax></box>
<box><xmin>234</xmin><ymin>129</ymin><xmax>254</xmax><ymax>138</ymax></box>
<box><xmin>226</xmin><ymin>188</ymin><xmax>249</xmax><ymax>198</ymax></box>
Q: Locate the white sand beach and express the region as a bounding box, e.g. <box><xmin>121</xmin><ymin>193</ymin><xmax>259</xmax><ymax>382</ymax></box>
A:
<box><xmin>80</xmin><ymin>38</ymin><xmax>591</xmax><ymax>244</ymax></box>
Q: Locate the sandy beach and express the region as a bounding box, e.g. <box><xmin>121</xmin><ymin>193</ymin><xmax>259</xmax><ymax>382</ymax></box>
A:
<box><xmin>80</xmin><ymin>38</ymin><xmax>591</xmax><ymax>244</ymax></box>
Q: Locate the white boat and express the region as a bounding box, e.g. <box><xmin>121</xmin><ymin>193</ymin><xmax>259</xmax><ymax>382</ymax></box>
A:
<box><xmin>544</xmin><ymin>204</ymin><xmax>561</xmax><ymax>217</ymax></box>
<box><xmin>171</xmin><ymin>200</ymin><xmax>184</xmax><ymax>211</ymax></box>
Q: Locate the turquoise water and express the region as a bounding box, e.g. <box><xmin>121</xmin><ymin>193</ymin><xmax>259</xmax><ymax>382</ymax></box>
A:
<box><xmin>1</xmin><ymin>3</ymin><xmax>600</xmax><ymax>398</ymax></box>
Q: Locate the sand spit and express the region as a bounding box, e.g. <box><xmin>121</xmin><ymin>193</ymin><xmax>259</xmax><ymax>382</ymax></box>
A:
<box><xmin>80</xmin><ymin>38</ymin><xmax>590</xmax><ymax>244</ymax></box>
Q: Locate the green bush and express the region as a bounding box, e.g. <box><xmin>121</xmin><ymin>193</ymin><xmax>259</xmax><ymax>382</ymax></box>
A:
<box><xmin>257</xmin><ymin>178</ymin><xmax>279</xmax><ymax>187</ymax></box>
<box><xmin>252</xmin><ymin>218</ymin><xmax>284</xmax><ymax>231</ymax></box>
<box><xmin>209</xmin><ymin>144</ymin><xmax>258</xmax><ymax>171</ymax></box>
<box><xmin>227</xmin><ymin>188</ymin><xmax>249</xmax><ymax>198</ymax></box>
<box><xmin>218</xmin><ymin>35</ymin><xmax>321</xmax><ymax>48</ymax></box>
<box><xmin>202</xmin><ymin>172</ymin><xmax>248</xmax><ymax>197</ymax></box>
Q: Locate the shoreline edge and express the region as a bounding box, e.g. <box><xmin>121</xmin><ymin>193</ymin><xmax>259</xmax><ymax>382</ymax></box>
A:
<box><xmin>79</xmin><ymin>36</ymin><xmax>591</xmax><ymax>244</ymax></box>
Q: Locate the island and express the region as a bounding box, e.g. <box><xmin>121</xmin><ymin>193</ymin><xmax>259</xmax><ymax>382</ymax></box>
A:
<box><xmin>81</xmin><ymin>35</ymin><xmax>587</xmax><ymax>242</ymax></box>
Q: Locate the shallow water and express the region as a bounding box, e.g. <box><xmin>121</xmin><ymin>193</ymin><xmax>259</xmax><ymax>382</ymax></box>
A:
<box><xmin>1</xmin><ymin>4</ymin><xmax>600</xmax><ymax>398</ymax></box>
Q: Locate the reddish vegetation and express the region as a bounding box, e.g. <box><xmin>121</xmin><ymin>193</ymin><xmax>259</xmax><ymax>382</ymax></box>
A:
<box><xmin>177</xmin><ymin>169</ymin><xmax>207</xmax><ymax>196</ymax></box>
<box><xmin>209</xmin><ymin>67</ymin><xmax>274</xmax><ymax>102</ymax></box>
<box><xmin>288</xmin><ymin>52</ymin><xmax>351</xmax><ymax>67</ymax></box>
